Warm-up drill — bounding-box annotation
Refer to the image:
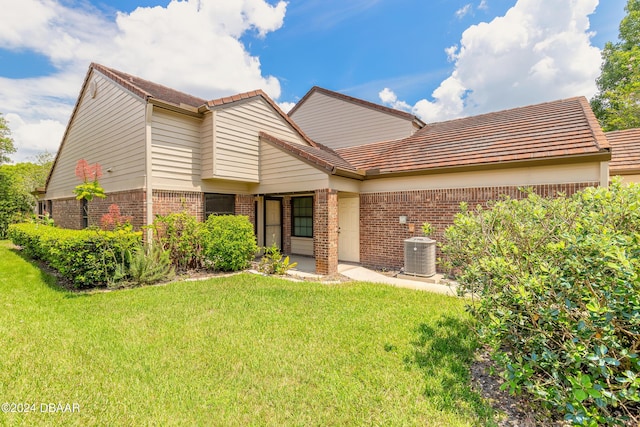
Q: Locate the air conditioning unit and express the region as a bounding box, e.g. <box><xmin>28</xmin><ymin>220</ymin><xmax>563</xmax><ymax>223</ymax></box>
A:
<box><xmin>404</xmin><ymin>237</ymin><xmax>436</xmax><ymax>277</ymax></box>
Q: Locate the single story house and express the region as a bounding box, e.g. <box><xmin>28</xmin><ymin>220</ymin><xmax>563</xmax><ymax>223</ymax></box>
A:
<box><xmin>606</xmin><ymin>128</ymin><xmax>640</xmax><ymax>182</ymax></box>
<box><xmin>42</xmin><ymin>63</ymin><xmax>611</xmax><ymax>274</ymax></box>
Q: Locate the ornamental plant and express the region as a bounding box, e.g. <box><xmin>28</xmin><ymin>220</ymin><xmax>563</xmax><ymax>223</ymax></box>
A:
<box><xmin>441</xmin><ymin>179</ymin><xmax>640</xmax><ymax>425</ymax></box>
<box><xmin>100</xmin><ymin>204</ymin><xmax>133</xmax><ymax>231</ymax></box>
<box><xmin>73</xmin><ymin>159</ymin><xmax>106</xmax><ymax>201</ymax></box>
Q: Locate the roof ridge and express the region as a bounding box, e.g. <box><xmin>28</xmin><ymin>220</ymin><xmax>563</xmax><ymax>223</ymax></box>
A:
<box><xmin>91</xmin><ymin>63</ymin><xmax>207</xmax><ymax>106</ymax></box>
<box><xmin>288</xmin><ymin>86</ymin><xmax>425</xmax><ymax>126</ymax></box>
<box><xmin>577</xmin><ymin>96</ymin><xmax>610</xmax><ymax>150</ymax></box>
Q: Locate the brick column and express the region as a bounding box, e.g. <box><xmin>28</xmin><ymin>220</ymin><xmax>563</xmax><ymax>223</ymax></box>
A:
<box><xmin>282</xmin><ymin>197</ymin><xmax>291</xmax><ymax>254</ymax></box>
<box><xmin>314</xmin><ymin>189</ymin><xmax>338</xmax><ymax>275</ymax></box>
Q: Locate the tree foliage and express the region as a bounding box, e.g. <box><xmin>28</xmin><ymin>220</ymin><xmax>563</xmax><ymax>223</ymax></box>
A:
<box><xmin>73</xmin><ymin>159</ymin><xmax>106</xmax><ymax>201</ymax></box>
<box><xmin>591</xmin><ymin>0</ymin><xmax>640</xmax><ymax>131</ymax></box>
<box><xmin>0</xmin><ymin>153</ymin><xmax>54</xmax><ymax>235</ymax></box>
<box><xmin>0</xmin><ymin>114</ymin><xmax>15</xmax><ymax>165</ymax></box>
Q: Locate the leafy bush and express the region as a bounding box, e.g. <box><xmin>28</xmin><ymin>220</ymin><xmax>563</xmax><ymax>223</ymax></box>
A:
<box><xmin>442</xmin><ymin>179</ymin><xmax>640</xmax><ymax>425</ymax></box>
<box><xmin>257</xmin><ymin>243</ymin><xmax>298</xmax><ymax>275</ymax></box>
<box><xmin>8</xmin><ymin>222</ymin><xmax>142</xmax><ymax>288</ymax></box>
<box><xmin>148</xmin><ymin>212</ymin><xmax>204</xmax><ymax>270</ymax></box>
<box><xmin>200</xmin><ymin>215</ymin><xmax>257</xmax><ymax>271</ymax></box>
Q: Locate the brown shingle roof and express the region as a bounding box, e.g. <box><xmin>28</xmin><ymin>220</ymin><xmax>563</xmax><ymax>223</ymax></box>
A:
<box><xmin>337</xmin><ymin>97</ymin><xmax>610</xmax><ymax>175</ymax></box>
<box><xmin>288</xmin><ymin>86</ymin><xmax>425</xmax><ymax>127</ymax></box>
<box><xmin>259</xmin><ymin>132</ymin><xmax>363</xmax><ymax>178</ymax></box>
<box><xmin>607</xmin><ymin>128</ymin><xmax>640</xmax><ymax>173</ymax></box>
<box><xmin>92</xmin><ymin>63</ymin><xmax>206</xmax><ymax>108</ymax></box>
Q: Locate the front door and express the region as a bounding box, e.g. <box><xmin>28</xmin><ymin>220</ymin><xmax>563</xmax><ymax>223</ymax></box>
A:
<box><xmin>265</xmin><ymin>199</ymin><xmax>282</xmax><ymax>249</ymax></box>
<box><xmin>338</xmin><ymin>196</ymin><xmax>360</xmax><ymax>262</ymax></box>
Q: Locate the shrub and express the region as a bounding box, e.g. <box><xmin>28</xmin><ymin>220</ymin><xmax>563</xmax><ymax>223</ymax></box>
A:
<box><xmin>200</xmin><ymin>215</ymin><xmax>257</xmax><ymax>271</ymax></box>
<box><xmin>441</xmin><ymin>179</ymin><xmax>640</xmax><ymax>425</ymax></box>
<box><xmin>8</xmin><ymin>222</ymin><xmax>142</xmax><ymax>288</ymax></box>
<box><xmin>127</xmin><ymin>245</ymin><xmax>175</xmax><ymax>286</ymax></box>
<box><xmin>257</xmin><ymin>243</ymin><xmax>298</xmax><ymax>275</ymax></box>
<box><xmin>148</xmin><ymin>212</ymin><xmax>204</xmax><ymax>270</ymax></box>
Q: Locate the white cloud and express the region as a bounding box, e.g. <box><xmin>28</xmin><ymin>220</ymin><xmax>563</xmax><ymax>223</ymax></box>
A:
<box><xmin>478</xmin><ymin>0</ymin><xmax>489</xmax><ymax>11</ymax></box>
<box><xmin>0</xmin><ymin>0</ymin><xmax>287</xmax><ymax>161</ymax></box>
<box><xmin>378</xmin><ymin>88</ymin><xmax>411</xmax><ymax>112</ymax></box>
<box><xmin>277</xmin><ymin>101</ymin><xmax>296</xmax><ymax>114</ymax></box>
<box><xmin>380</xmin><ymin>0</ymin><xmax>602</xmax><ymax>123</ymax></box>
<box><xmin>456</xmin><ymin>4</ymin><xmax>473</xmax><ymax>19</ymax></box>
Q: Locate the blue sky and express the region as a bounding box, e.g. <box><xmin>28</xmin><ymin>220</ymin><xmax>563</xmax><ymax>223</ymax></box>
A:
<box><xmin>0</xmin><ymin>0</ymin><xmax>628</xmax><ymax>161</ymax></box>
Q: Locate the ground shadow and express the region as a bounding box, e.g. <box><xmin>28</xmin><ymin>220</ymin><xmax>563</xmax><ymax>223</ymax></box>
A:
<box><xmin>404</xmin><ymin>315</ymin><xmax>497</xmax><ymax>425</ymax></box>
<box><xmin>9</xmin><ymin>246</ymin><xmax>92</xmax><ymax>298</ymax></box>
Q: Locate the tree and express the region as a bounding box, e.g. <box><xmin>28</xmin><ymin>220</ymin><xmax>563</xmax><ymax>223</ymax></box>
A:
<box><xmin>0</xmin><ymin>113</ymin><xmax>16</xmax><ymax>165</ymax></box>
<box><xmin>0</xmin><ymin>168</ymin><xmax>32</xmax><ymax>238</ymax></box>
<box><xmin>590</xmin><ymin>0</ymin><xmax>640</xmax><ymax>131</ymax></box>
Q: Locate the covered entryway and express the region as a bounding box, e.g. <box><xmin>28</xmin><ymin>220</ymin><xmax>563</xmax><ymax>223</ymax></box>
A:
<box><xmin>338</xmin><ymin>195</ymin><xmax>360</xmax><ymax>262</ymax></box>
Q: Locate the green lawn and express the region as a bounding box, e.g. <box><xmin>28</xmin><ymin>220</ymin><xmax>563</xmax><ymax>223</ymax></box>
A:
<box><xmin>0</xmin><ymin>241</ymin><xmax>495</xmax><ymax>426</ymax></box>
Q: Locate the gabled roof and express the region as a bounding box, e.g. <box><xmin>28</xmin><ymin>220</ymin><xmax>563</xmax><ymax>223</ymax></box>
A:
<box><xmin>259</xmin><ymin>132</ymin><xmax>363</xmax><ymax>179</ymax></box>
<box><xmin>207</xmin><ymin>90</ymin><xmax>318</xmax><ymax>148</ymax></box>
<box><xmin>337</xmin><ymin>97</ymin><xmax>610</xmax><ymax>176</ymax></box>
<box><xmin>607</xmin><ymin>128</ymin><xmax>640</xmax><ymax>174</ymax></box>
<box><xmin>92</xmin><ymin>63</ymin><xmax>206</xmax><ymax>108</ymax></box>
<box><xmin>288</xmin><ymin>86</ymin><xmax>425</xmax><ymax>128</ymax></box>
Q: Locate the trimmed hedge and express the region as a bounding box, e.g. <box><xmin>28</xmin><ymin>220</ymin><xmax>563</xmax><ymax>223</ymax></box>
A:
<box><xmin>8</xmin><ymin>223</ymin><xmax>142</xmax><ymax>288</ymax></box>
<box><xmin>442</xmin><ymin>179</ymin><xmax>640</xmax><ymax>425</ymax></box>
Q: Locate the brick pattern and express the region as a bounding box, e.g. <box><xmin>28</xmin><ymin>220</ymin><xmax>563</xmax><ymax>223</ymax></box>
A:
<box><xmin>282</xmin><ymin>197</ymin><xmax>291</xmax><ymax>254</ymax></box>
<box><xmin>152</xmin><ymin>190</ymin><xmax>204</xmax><ymax>222</ymax></box>
<box><xmin>235</xmin><ymin>195</ymin><xmax>255</xmax><ymax>224</ymax></box>
<box><xmin>359</xmin><ymin>182</ymin><xmax>599</xmax><ymax>271</ymax></box>
<box><xmin>49</xmin><ymin>190</ymin><xmax>147</xmax><ymax>230</ymax></box>
<box><xmin>50</xmin><ymin>198</ymin><xmax>83</xmax><ymax>229</ymax></box>
<box><xmin>88</xmin><ymin>190</ymin><xmax>146</xmax><ymax>229</ymax></box>
<box><xmin>314</xmin><ymin>189</ymin><xmax>339</xmax><ymax>275</ymax></box>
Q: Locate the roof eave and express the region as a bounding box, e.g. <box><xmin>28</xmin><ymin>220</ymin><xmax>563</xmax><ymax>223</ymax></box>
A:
<box><xmin>364</xmin><ymin>150</ymin><xmax>611</xmax><ymax>179</ymax></box>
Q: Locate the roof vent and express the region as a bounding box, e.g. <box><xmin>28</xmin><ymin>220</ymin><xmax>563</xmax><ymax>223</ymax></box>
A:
<box><xmin>404</xmin><ymin>237</ymin><xmax>436</xmax><ymax>277</ymax></box>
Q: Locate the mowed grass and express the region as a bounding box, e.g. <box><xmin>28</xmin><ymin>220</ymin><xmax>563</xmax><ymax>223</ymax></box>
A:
<box><xmin>0</xmin><ymin>241</ymin><xmax>495</xmax><ymax>426</ymax></box>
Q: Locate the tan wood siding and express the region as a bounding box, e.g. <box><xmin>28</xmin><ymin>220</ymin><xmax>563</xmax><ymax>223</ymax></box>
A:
<box><xmin>200</xmin><ymin>112</ymin><xmax>214</xmax><ymax>179</ymax></box>
<box><xmin>212</xmin><ymin>98</ymin><xmax>308</xmax><ymax>182</ymax></box>
<box><xmin>291</xmin><ymin>237</ymin><xmax>313</xmax><ymax>256</ymax></box>
<box><xmin>256</xmin><ymin>140</ymin><xmax>329</xmax><ymax>194</ymax></box>
<box><xmin>151</xmin><ymin>108</ymin><xmax>203</xmax><ymax>190</ymax></box>
<box><xmin>360</xmin><ymin>162</ymin><xmax>603</xmax><ymax>193</ymax></box>
<box><xmin>289</xmin><ymin>91</ymin><xmax>416</xmax><ymax>150</ymax></box>
<box><xmin>46</xmin><ymin>71</ymin><xmax>146</xmax><ymax>199</ymax></box>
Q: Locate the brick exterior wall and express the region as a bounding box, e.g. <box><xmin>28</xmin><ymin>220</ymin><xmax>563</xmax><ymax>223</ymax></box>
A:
<box><xmin>359</xmin><ymin>182</ymin><xmax>599</xmax><ymax>271</ymax></box>
<box><xmin>152</xmin><ymin>190</ymin><xmax>204</xmax><ymax>222</ymax></box>
<box><xmin>88</xmin><ymin>190</ymin><xmax>146</xmax><ymax>229</ymax></box>
<box><xmin>235</xmin><ymin>195</ymin><xmax>255</xmax><ymax>225</ymax></box>
<box><xmin>49</xmin><ymin>190</ymin><xmax>147</xmax><ymax>230</ymax></box>
<box><xmin>50</xmin><ymin>197</ymin><xmax>83</xmax><ymax>229</ymax></box>
<box><xmin>282</xmin><ymin>197</ymin><xmax>291</xmax><ymax>254</ymax></box>
<box><xmin>314</xmin><ymin>189</ymin><xmax>339</xmax><ymax>275</ymax></box>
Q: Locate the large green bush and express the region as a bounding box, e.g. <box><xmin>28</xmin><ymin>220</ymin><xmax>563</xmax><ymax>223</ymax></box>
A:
<box><xmin>200</xmin><ymin>215</ymin><xmax>257</xmax><ymax>271</ymax></box>
<box><xmin>442</xmin><ymin>179</ymin><xmax>640</xmax><ymax>425</ymax></box>
<box><xmin>8</xmin><ymin>223</ymin><xmax>142</xmax><ymax>288</ymax></box>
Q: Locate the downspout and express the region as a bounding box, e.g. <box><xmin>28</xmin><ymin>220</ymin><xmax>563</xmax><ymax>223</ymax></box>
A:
<box><xmin>145</xmin><ymin>102</ymin><xmax>154</xmax><ymax>243</ymax></box>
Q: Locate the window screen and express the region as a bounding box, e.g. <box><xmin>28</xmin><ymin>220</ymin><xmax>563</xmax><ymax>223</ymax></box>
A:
<box><xmin>292</xmin><ymin>196</ymin><xmax>313</xmax><ymax>237</ymax></box>
<box><xmin>204</xmin><ymin>193</ymin><xmax>235</xmax><ymax>218</ymax></box>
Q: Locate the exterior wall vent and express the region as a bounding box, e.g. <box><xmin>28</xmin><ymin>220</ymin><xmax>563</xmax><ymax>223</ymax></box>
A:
<box><xmin>404</xmin><ymin>237</ymin><xmax>436</xmax><ymax>277</ymax></box>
